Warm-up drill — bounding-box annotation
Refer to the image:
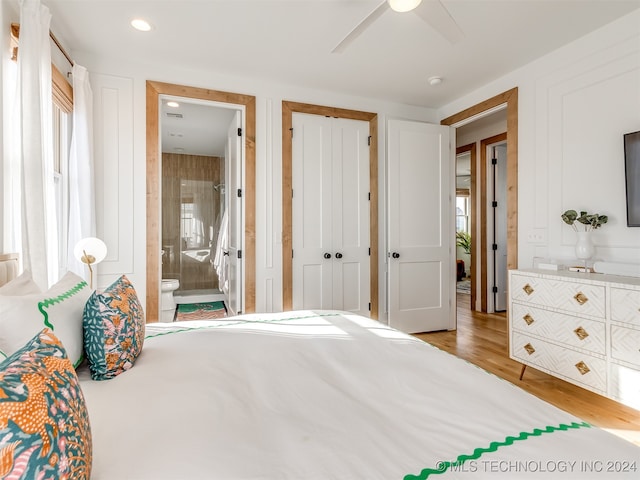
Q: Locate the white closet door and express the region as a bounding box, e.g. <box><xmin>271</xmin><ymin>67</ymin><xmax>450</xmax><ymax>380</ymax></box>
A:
<box><xmin>292</xmin><ymin>113</ymin><xmax>333</xmax><ymax>310</ymax></box>
<box><xmin>388</xmin><ymin>119</ymin><xmax>454</xmax><ymax>333</ymax></box>
<box><xmin>292</xmin><ymin>113</ymin><xmax>370</xmax><ymax>315</ymax></box>
<box><xmin>331</xmin><ymin>118</ymin><xmax>370</xmax><ymax>314</ymax></box>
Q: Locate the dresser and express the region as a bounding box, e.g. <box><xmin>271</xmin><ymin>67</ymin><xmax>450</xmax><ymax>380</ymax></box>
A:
<box><xmin>509</xmin><ymin>269</ymin><xmax>640</xmax><ymax>410</ymax></box>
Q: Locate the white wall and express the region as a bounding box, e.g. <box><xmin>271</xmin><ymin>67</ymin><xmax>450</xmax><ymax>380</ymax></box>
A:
<box><xmin>440</xmin><ymin>10</ymin><xmax>640</xmax><ymax>271</ymax></box>
<box><xmin>72</xmin><ymin>52</ymin><xmax>439</xmax><ymax>316</ymax></box>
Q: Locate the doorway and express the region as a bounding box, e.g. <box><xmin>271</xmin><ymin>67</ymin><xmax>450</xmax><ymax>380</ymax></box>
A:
<box><xmin>441</xmin><ymin>88</ymin><xmax>519</xmax><ymax>313</ymax></box>
<box><xmin>281</xmin><ymin>101</ymin><xmax>379</xmax><ymax>318</ymax></box>
<box><xmin>146</xmin><ymin>81</ymin><xmax>256</xmax><ymax>322</ymax></box>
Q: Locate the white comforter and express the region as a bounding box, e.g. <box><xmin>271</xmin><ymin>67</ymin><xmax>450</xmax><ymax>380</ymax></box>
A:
<box><xmin>78</xmin><ymin>311</ymin><xmax>640</xmax><ymax>479</ymax></box>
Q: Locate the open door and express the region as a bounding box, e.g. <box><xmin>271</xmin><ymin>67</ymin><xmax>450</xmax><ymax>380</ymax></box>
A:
<box><xmin>387</xmin><ymin>119</ymin><xmax>455</xmax><ymax>333</ymax></box>
<box><xmin>225</xmin><ymin>111</ymin><xmax>243</xmax><ymax>315</ymax></box>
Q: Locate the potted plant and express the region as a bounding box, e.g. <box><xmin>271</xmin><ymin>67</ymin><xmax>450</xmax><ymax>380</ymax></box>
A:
<box><xmin>456</xmin><ymin>231</ymin><xmax>471</xmax><ymax>254</ymax></box>
<box><xmin>561</xmin><ymin>209</ymin><xmax>608</xmax><ymax>262</ymax></box>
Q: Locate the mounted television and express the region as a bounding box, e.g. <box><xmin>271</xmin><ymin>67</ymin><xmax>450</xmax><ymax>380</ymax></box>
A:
<box><xmin>624</xmin><ymin>130</ymin><xmax>640</xmax><ymax>227</ymax></box>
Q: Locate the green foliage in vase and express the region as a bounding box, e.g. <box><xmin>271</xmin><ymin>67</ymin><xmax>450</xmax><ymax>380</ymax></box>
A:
<box><xmin>456</xmin><ymin>231</ymin><xmax>471</xmax><ymax>254</ymax></box>
<box><xmin>561</xmin><ymin>209</ymin><xmax>608</xmax><ymax>231</ymax></box>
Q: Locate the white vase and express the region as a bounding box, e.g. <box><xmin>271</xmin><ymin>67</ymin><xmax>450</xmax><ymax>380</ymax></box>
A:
<box><xmin>575</xmin><ymin>231</ymin><xmax>595</xmax><ymax>261</ymax></box>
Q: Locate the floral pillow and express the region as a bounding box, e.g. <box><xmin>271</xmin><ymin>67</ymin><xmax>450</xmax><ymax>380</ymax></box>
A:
<box><xmin>83</xmin><ymin>275</ymin><xmax>145</xmax><ymax>380</ymax></box>
<box><xmin>0</xmin><ymin>328</ymin><xmax>92</xmax><ymax>479</ymax></box>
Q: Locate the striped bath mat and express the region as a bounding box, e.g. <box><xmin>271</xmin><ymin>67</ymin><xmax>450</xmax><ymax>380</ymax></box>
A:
<box><xmin>175</xmin><ymin>301</ymin><xmax>227</xmax><ymax>321</ymax></box>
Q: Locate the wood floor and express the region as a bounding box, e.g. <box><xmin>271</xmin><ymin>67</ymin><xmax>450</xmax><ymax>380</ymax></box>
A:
<box><xmin>414</xmin><ymin>293</ymin><xmax>640</xmax><ymax>447</ymax></box>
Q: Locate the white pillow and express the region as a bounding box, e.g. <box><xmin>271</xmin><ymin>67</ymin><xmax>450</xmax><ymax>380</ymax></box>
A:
<box><xmin>0</xmin><ymin>271</ymin><xmax>91</xmax><ymax>366</ymax></box>
<box><xmin>0</xmin><ymin>269</ymin><xmax>41</xmax><ymax>295</ymax></box>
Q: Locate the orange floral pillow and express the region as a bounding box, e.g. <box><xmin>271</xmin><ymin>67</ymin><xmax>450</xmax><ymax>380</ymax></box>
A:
<box><xmin>0</xmin><ymin>328</ymin><xmax>92</xmax><ymax>478</ymax></box>
<box><xmin>82</xmin><ymin>275</ymin><xmax>145</xmax><ymax>380</ymax></box>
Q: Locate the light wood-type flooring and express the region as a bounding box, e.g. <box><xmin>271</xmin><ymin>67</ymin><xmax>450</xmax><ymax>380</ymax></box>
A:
<box><xmin>414</xmin><ymin>293</ymin><xmax>640</xmax><ymax>447</ymax></box>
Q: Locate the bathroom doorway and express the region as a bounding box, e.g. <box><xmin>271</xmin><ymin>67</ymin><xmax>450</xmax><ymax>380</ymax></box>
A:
<box><xmin>161</xmin><ymin>98</ymin><xmax>239</xmax><ymax>306</ymax></box>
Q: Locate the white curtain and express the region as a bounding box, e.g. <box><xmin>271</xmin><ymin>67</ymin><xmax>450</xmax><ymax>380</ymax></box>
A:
<box><xmin>15</xmin><ymin>0</ymin><xmax>57</xmax><ymax>289</ymax></box>
<box><xmin>66</xmin><ymin>64</ymin><xmax>96</xmax><ymax>280</ymax></box>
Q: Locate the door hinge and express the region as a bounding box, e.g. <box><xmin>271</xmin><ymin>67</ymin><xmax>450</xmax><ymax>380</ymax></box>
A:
<box><xmin>367</xmin><ymin>135</ymin><xmax>371</xmax><ymax>146</ymax></box>
<box><xmin>491</xmin><ymin>157</ymin><xmax>497</xmax><ymax>165</ymax></box>
<box><xmin>368</xmin><ymin>302</ymin><xmax>371</xmax><ymax>311</ymax></box>
<box><xmin>492</xmin><ymin>243</ymin><xmax>498</xmax><ymax>250</ymax></box>
<box><xmin>368</xmin><ymin>247</ymin><xmax>371</xmax><ymax>256</ymax></box>
<box><xmin>290</xmin><ymin>127</ymin><xmax>293</xmax><ymax>138</ymax></box>
<box><xmin>237</xmin><ymin>188</ymin><xmax>242</xmax><ymax>198</ymax></box>
<box><xmin>492</xmin><ymin>286</ymin><xmax>498</xmax><ymax>293</ymax></box>
<box><xmin>237</xmin><ymin>250</ymin><xmax>242</xmax><ymax>259</ymax></box>
<box><xmin>292</xmin><ymin>250</ymin><xmax>294</xmax><ymax>259</ymax></box>
<box><xmin>368</xmin><ymin>192</ymin><xmax>371</xmax><ymax>201</ymax></box>
<box><xmin>492</xmin><ymin>201</ymin><xmax>498</xmax><ymax>208</ymax></box>
<box><xmin>237</xmin><ymin>127</ymin><xmax>242</xmax><ymax>136</ymax></box>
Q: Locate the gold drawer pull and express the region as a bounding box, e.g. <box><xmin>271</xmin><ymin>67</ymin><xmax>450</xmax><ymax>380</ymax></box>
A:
<box><xmin>523</xmin><ymin>313</ymin><xmax>535</xmax><ymax>325</ymax></box>
<box><xmin>574</xmin><ymin>326</ymin><xmax>589</xmax><ymax>340</ymax></box>
<box><xmin>523</xmin><ymin>284</ymin><xmax>534</xmax><ymax>295</ymax></box>
<box><xmin>575</xmin><ymin>361</ymin><xmax>590</xmax><ymax>375</ymax></box>
<box><xmin>523</xmin><ymin>343</ymin><xmax>535</xmax><ymax>355</ymax></box>
<box><xmin>573</xmin><ymin>292</ymin><xmax>589</xmax><ymax>305</ymax></box>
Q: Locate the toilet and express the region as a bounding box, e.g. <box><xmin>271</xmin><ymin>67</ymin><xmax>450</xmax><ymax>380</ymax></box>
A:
<box><xmin>161</xmin><ymin>279</ymin><xmax>180</xmax><ymax>322</ymax></box>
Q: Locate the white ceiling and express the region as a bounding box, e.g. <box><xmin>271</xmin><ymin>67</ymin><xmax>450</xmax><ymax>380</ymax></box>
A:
<box><xmin>30</xmin><ymin>1</ymin><xmax>640</xmax><ymax>156</ymax></box>
<box><xmin>44</xmin><ymin>0</ymin><xmax>640</xmax><ymax>109</ymax></box>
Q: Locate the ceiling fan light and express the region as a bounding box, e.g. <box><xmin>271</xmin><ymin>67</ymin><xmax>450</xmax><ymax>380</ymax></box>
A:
<box><xmin>388</xmin><ymin>0</ymin><xmax>423</xmax><ymax>13</ymax></box>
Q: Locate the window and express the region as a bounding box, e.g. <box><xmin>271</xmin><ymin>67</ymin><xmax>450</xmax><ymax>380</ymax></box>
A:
<box><xmin>456</xmin><ymin>195</ymin><xmax>470</xmax><ymax>233</ymax></box>
<box><xmin>52</xmin><ymin>66</ymin><xmax>73</xmax><ymax>279</ymax></box>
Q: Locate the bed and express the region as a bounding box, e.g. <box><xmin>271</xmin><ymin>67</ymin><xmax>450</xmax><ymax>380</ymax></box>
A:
<box><xmin>1</xmin><ymin>264</ymin><xmax>639</xmax><ymax>479</ymax></box>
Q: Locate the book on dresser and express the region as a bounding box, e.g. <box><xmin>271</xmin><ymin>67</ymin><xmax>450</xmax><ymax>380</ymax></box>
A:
<box><xmin>508</xmin><ymin>268</ymin><xmax>640</xmax><ymax>410</ymax></box>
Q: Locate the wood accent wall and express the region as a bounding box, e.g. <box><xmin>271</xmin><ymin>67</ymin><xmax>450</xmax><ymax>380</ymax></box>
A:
<box><xmin>162</xmin><ymin>153</ymin><xmax>224</xmax><ymax>291</ymax></box>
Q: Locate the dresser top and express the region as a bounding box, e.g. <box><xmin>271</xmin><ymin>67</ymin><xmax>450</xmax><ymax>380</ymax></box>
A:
<box><xmin>511</xmin><ymin>268</ymin><xmax>640</xmax><ymax>288</ymax></box>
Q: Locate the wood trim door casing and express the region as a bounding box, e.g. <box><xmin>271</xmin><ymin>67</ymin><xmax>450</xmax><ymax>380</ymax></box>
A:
<box><xmin>146</xmin><ymin>80</ymin><xmax>256</xmax><ymax>322</ymax></box>
<box><xmin>456</xmin><ymin>143</ymin><xmax>476</xmax><ymax>311</ymax></box>
<box><xmin>441</xmin><ymin>87</ymin><xmax>519</xmax><ymax>313</ymax></box>
<box><xmin>480</xmin><ymin>133</ymin><xmax>507</xmax><ymax>313</ymax></box>
<box><xmin>282</xmin><ymin>101</ymin><xmax>378</xmax><ymax>318</ymax></box>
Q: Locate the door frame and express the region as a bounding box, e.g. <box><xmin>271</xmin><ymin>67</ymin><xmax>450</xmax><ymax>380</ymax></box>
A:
<box><xmin>146</xmin><ymin>80</ymin><xmax>256</xmax><ymax>322</ymax></box>
<box><xmin>441</xmin><ymin>87</ymin><xmax>518</xmax><ymax>311</ymax></box>
<box><xmin>456</xmin><ymin>142</ymin><xmax>476</xmax><ymax>311</ymax></box>
<box><xmin>282</xmin><ymin>101</ymin><xmax>378</xmax><ymax>318</ymax></box>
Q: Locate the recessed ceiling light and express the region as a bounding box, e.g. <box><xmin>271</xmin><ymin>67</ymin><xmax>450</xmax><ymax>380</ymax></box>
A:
<box><xmin>167</xmin><ymin>101</ymin><xmax>180</xmax><ymax>108</ymax></box>
<box><xmin>428</xmin><ymin>76</ymin><xmax>443</xmax><ymax>86</ymax></box>
<box><xmin>131</xmin><ymin>18</ymin><xmax>152</xmax><ymax>32</ymax></box>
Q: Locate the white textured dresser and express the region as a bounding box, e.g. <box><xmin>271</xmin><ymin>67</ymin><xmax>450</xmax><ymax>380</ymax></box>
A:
<box><xmin>509</xmin><ymin>269</ymin><xmax>640</xmax><ymax>410</ymax></box>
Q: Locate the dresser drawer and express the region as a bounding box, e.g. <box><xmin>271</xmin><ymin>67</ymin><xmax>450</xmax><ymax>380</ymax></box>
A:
<box><xmin>511</xmin><ymin>331</ymin><xmax>606</xmax><ymax>393</ymax></box>
<box><xmin>511</xmin><ymin>303</ymin><xmax>605</xmax><ymax>355</ymax></box>
<box><xmin>510</xmin><ymin>274</ymin><xmax>605</xmax><ymax>319</ymax></box>
<box><xmin>611</xmin><ymin>325</ymin><xmax>640</xmax><ymax>367</ymax></box>
<box><xmin>611</xmin><ymin>287</ymin><xmax>640</xmax><ymax>327</ymax></box>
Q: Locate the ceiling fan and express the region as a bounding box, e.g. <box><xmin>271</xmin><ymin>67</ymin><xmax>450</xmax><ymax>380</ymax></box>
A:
<box><xmin>332</xmin><ymin>0</ymin><xmax>463</xmax><ymax>53</ymax></box>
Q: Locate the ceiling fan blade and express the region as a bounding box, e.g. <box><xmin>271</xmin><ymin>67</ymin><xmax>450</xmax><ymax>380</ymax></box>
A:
<box><xmin>414</xmin><ymin>0</ymin><xmax>464</xmax><ymax>44</ymax></box>
<box><xmin>332</xmin><ymin>1</ymin><xmax>389</xmax><ymax>54</ymax></box>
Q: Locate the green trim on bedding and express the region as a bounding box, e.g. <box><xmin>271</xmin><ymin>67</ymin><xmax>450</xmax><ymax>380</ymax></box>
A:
<box><xmin>36</xmin><ymin>280</ymin><xmax>88</xmax><ymax>368</ymax></box>
<box><xmin>37</xmin><ymin>280</ymin><xmax>88</xmax><ymax>330</ymax></box>
<box><xmin>404</xmin><ymin>421</ymin><xmax>592</xmax><ymax>479</ymax></box>
<box><xmin>145</xmin><ymin>312</ymin><xmax>342</xmax><ymax>339</ymax></box>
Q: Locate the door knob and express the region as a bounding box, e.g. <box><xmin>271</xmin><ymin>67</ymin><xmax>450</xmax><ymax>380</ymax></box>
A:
<box><xmin>324</xmin><ymin>253</ymin><xmax>332</xmax><ymax>259</ymax></box>
<box><xmin>392</xmin><ymin>252</ymin><xmax>400</xmax><ymax>259</ymax></box>
<box><xmin>335</xmin><ymin>252</ymin><xmax>343</xmax><ymax>259</ymax></box>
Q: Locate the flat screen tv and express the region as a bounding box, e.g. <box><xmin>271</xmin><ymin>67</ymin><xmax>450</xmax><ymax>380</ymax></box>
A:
<box><xmin>624</xmin><ymin>130</ymin><xmax>640</xmax><ymax>227</ymax></box>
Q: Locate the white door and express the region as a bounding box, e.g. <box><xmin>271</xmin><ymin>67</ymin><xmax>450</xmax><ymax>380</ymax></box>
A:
<box><xmin>292</xmin><ymin>113</ymin><xmax>370</xmax><ymax>315</ymax></box>
<box><xmin>225</xmin><ymin>111</ymin><xmax>243</xmax><ymax>315</ymax></box>
<box><xmin>492</xmin><ymin>143</ymin><xmax>508</xmax><ymax>312</ymax></box>
<box><xmin>387</xmin><ymin>119</ymin><xmax>455</xmax><ymax>333</ymax></box>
